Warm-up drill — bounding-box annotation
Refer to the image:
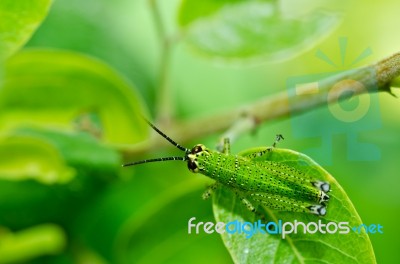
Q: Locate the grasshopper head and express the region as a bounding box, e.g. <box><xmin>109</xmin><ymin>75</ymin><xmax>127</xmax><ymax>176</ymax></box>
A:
<box><xmin>186</xmin><ymin>144</ymin><xmax>209</xmax><ymax>173</ymax></box>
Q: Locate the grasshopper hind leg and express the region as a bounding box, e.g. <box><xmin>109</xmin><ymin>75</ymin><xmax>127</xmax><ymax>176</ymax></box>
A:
<box><xmin>235</xmin><ymin>191</ymin><xmax>268</xmax><ymax>221</ymax></box>
<box><xmin>249</xmin><ymin>192</ymin><xmax>328</xmax><ymax>216</ymax></box>
<box><xmin>203</xmin><ymin>184</ymin><xmax>267</xmax><ymax>220</ymax></box>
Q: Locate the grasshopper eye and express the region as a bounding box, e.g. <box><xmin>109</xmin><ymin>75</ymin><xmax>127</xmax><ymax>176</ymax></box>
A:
<box><xmin>191</xmin><ymin>144</ymin><xmax>205</xmax><ymax>154</ymax></box>
<box><xmin>188</xmin><ymin>160</ymin><xmax>199</xmax><ymax>172</ymax></box>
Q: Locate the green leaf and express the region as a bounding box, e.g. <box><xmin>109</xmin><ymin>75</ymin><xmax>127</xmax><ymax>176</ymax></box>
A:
<box><xmin>178</xmin><ymin>0</ymin><xmax>339</xmax><ymax>62</ymax></box>
<box><xmin>0</xmin><ymin>0</ymin><xmax>53</xmax><ymax>61</ymax></box>
<box><xmin>0</xmin><ymin>127</ymin><xmax>121</xmax><ymax>228</ymax></box>
<box><xmin>178</xmin><ymin>0</ymin><xmax>245</xmax><ymax>26</ymax></box>
<box><xmin>0</xmin><ymin>224</ymin><xmax>66</xmax><ymax>264</ymax></box>
<box><xmin>13</xmin><ymin>127</ymin><xmax>121</xmax><ymax>173</ymax></box>
<box><xmin>213</xmin><ymin>148</ymin><xmax>376</xmax><ymax>263</ymax></box>
<box><xmin>0</xmin><ymin>127</ymin><xmax>121</xmax><ymax>184</ymax></box>
<box><xmin>77</xmin><ymin>161</ymin><xmax>231</xmax><ymax>264</ymax></box>
<box><xmin>0</xmin><ymin>49</ymin><xmax>148</xmax><ymax>147</ymax></box>
<box><xmin>0</xmin><ymin>134</ymin><xmax>75</xmax><ymax>184</ymax></box>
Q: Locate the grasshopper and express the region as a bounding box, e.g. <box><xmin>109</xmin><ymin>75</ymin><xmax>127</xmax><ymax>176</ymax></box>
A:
<box><xmin>123</xmin><ymin>119</ymin><xmax>330</xmax><ymax>216</ymax></box>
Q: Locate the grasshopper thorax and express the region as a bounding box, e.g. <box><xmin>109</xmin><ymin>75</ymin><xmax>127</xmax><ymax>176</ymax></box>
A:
<box><xmin>186</xmin><ymin>144</ymin><xmax>209</xmax><ymax>173</ymax></box>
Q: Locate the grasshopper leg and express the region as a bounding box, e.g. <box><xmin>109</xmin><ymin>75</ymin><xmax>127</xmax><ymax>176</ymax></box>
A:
<box><xmin>202</xmin><ymin>183</ymin><xmax>219</xmax><ymax>200</ymax></box>
<box><xmin>222</xmin><ymin>138</ymin><xmax>231</xmax><ymax>155</ymax></box>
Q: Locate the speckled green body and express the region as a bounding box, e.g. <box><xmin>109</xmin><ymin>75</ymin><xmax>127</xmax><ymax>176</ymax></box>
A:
<box><xmin>124</xmin><ymin>119</ymin><xmax>330</xmax><ymax>216</ymax></box>
<box><xmin>187</xmin><ymin>145</ymin><xmax>329</xmax><ymax>215</ymax></box>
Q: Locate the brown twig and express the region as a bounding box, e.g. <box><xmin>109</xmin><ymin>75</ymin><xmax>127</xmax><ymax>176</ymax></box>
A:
<box><xmin>121</xmin><ymin>52</ymin><xmax>400</xmax><ymax>159</ymax></box>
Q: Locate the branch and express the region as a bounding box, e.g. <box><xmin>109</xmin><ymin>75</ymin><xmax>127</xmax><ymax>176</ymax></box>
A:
<box><xmin>122</xmin><ymin>52</ymin><xmax>400</xmax><ymax>158</ymax></box>
<box><xmin>148</xmin><ymin>0</ymin><xmax>174</xmax><ymax>123</ymax></box>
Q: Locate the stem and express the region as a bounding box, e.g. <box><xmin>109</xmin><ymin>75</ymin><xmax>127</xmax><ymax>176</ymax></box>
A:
<box><xmin>122</xmin><ymin>52</ymin><xmax>400</xmax><ymax>158</ymax></box>
<box><xmin>148</xmin><ymin>0</ymin><xmax>174</xmax><ymax>124</ymax></box>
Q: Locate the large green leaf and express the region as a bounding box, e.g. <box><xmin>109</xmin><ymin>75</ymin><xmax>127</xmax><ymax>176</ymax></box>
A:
<box><xmin>0</xmin><ymin>49</ymin><xmax>148</xmax><ymax>147</ymax></box>
<box><xmin>0</xmin><ymin>127</ymin><xmax>121</xmax><ymax>228</ymax></box>
<box><xmin>178</xmin><ymin>0</ymin><xmax>339</xmax><ymax>62</ymax></box>
<box><xmin>0</xmin><ymin>0</ymin><xmax>52</xmax><ymax>61</ymax></box>
<box><xmin>213</xmin><ymin>148</ymin><xmax>375</xmax><ymax>263</ymax></box>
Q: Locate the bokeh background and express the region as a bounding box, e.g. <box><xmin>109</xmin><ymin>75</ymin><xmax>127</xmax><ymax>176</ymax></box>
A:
<box><xmin>0</xmin><ymin>0</ymin><xmax>399</xmax><ymax>263</ymax></box>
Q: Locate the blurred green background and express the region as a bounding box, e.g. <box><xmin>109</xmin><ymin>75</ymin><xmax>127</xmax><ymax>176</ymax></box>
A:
<box><xmin>0</xmin><ymin>0</ymin><xmax>399</xmax><ymax>263</ymax></box>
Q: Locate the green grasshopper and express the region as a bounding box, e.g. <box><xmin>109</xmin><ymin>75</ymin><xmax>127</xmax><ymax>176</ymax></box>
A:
<box><xmin>123</xmin><ymin>119</ymin><xmax>330</xmax><ymax>216</ymax></box>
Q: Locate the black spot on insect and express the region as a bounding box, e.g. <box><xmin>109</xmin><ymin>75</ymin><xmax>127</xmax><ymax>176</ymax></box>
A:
<box><xmin>191</xmin><ymin>144</ymin><xmax>205</xmax><ymax>154</ymax></box>
<box><xmin>188</xmin><ymin>161</ymin><xmax>198</xmax><ymax>172</ymax></box>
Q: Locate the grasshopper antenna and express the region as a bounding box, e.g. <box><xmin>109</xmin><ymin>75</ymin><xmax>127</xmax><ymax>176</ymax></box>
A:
<box><xmin>122</xmin><ymin>118</ymin><xmax>190</xmax><ymax>167</ymax></box>
<box><xmin>143</xmin><ymin>118</ymin><xmax>190</xmax><ymax>153</ymax></box>
<box><xmin>123</xmin><ymin>156</ymin><xmax>186</xmax><ymax>167</ymax></box>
